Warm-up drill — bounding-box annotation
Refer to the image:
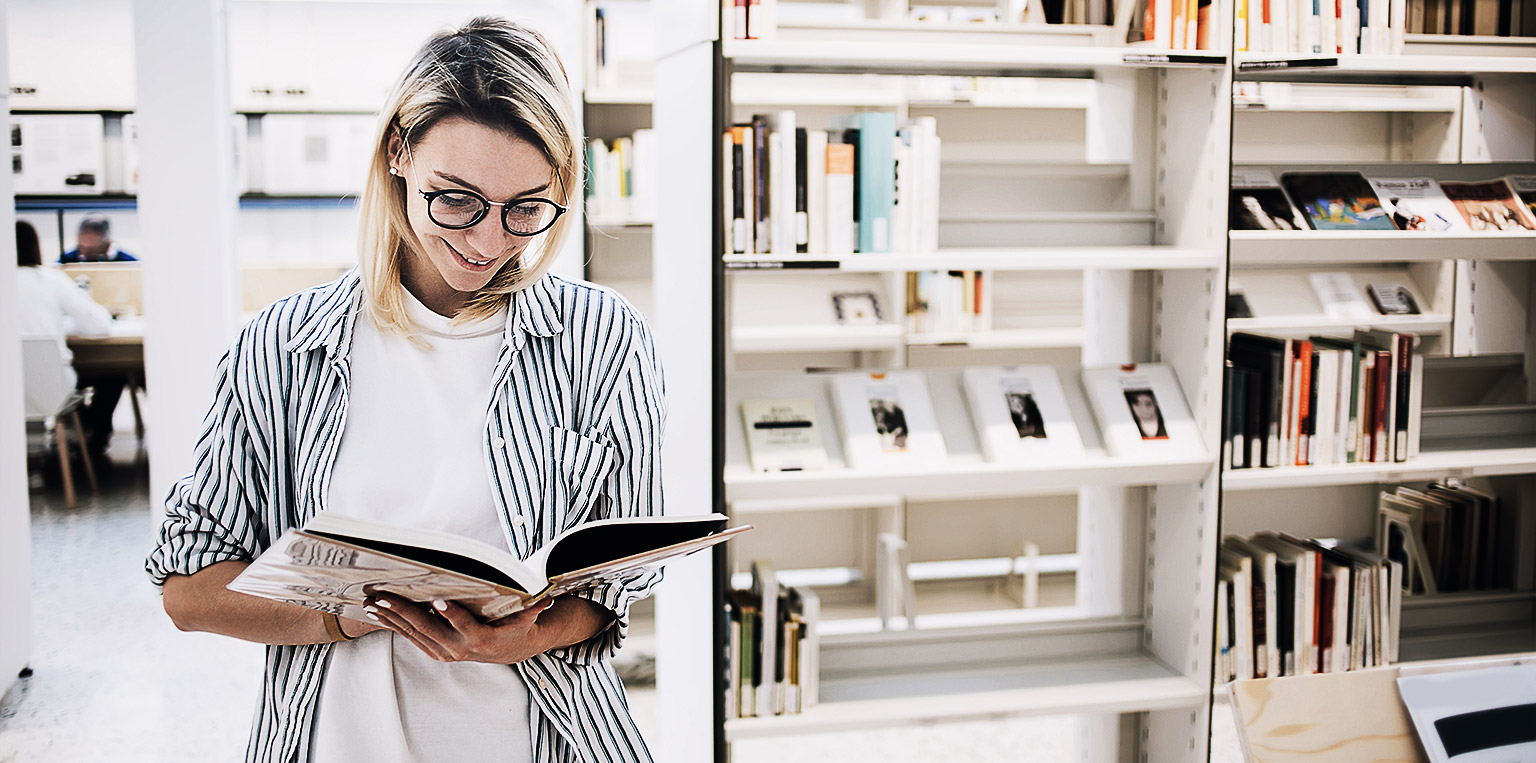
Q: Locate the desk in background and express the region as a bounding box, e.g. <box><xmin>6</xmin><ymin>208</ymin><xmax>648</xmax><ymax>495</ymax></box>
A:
<box><xmin>68</xmin><ymin>318</ymin><xmax>145</xmax><ymax>443</ymax></box>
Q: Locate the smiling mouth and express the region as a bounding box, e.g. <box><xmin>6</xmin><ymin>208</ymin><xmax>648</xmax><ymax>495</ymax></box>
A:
<box><xmin>446</xmin><ymin>240</ymin><xmax>496</xmax><ymax>268</ymax></box>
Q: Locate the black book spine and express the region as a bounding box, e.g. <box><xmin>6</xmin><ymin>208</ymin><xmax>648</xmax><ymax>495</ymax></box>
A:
<box><xmin>1275</xmin><ymin>560</ymin><xmax>1297</xmax><ymax>676</ymax></box>
<box><xmin>843</xmin><ymin>128</ymin><xmax>860</xmax><ymax>251</ymax></box>
<box><xmin>752</xmin><ymin>116</ymin><xmax>769</xmax><ymax>253</ymax></box>
<box><xmin>794</xmin><ymin>128</ymin><xmax>808</xmax><ymax>254</ymax></box>
<box><xmin>1394</xmin><ymin>334</ymin><xmax>1413</xmax><ymax>462</ymax></box>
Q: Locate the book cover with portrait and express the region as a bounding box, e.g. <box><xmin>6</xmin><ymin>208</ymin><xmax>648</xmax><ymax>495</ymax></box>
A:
<box><xmin>828</xmin><ymin>371</ymin><xmax>947</xmax><ymax>469</ymax></box>
<box><xmin>1364</xmin><ymin>177</ymin><xmax>1466</xmax><ymax>232</ymax></box>
<box><xmin>1081</xmin><ymin>364</ymin><xmax>1204</xmax><ymax>458</ymax></box>
<box><xmin>962</xmin><ymin>366</ymin><xmax>1084</xmax><ymax>463</ymax></box>
<box><xmin>1279</xmin><ymin>172</ymin><xmax>1398</xmax><ymax>231</ymax></box>
<box><xmin>1230</xmin><ymin>168</ymin><xmax>1306</xmax><ymax>231</ymax></box>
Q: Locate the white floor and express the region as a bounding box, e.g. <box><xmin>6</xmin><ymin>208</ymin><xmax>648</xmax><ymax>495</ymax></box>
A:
<box><xmin>0</xmin><ymin>441</ymin><xmax>1246</xmax><ymax>762</ymax></box>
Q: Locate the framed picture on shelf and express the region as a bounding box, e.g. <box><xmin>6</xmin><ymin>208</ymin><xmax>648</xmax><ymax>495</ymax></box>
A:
<box><xmin>1081</xmin><ymin>364</ymin><xmax>1203</xmax><ymax>458</ymax></box>
<box><xmin>962</xmin><ymin>366</ymin><xmax>1084</xmax><ymax>463</ymax></box>
<box><xmin>1366</xmin><ymin>282</ymin><xmax>1421</xmax><ymax>316</ymax></box>
<box><xmin>832</xmin><ymin>290</ymin><xmax>884</xmax><ymax>325</ymax></box>
<box><xmin>828</xmin><ymin>371</ymin><xmax>947</xmax><ymax>469</ymax></box>
<box><xmin>740</xmin><ymin>399</ymin><xmax>830</xmax><ymax>473</ymax></box>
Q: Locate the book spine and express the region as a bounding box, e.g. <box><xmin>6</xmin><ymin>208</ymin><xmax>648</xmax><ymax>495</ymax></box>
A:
<box><xmin>751</xmin><ymin>117</ymin><xmax>769</xmax><ymax>254</ymax></box>
<box><xmin>730</xmin><ymin>128</ymin><xmax>748</xmax><ymax>254</ymax></box>
<box><xmin>1372</xmin><ymin>349</ymin><xmax>1390</xmax><ymax>462</ymax></box>
<box><xmin>1393</xmin><ymin>334</ymin><xmax>1413</xmax><ymax>462</ymax></box>
<box><xmin>856</xmin><ymin>112</ymin><xmax>895</xmax><ymax>254</ymax></box>
<box><xmin>824</xmin><ymin>143</ymin><xmax>855</xmax><ymax>256</ymax></box>
<box><xmin>807</xmin><ymin>130</ymin><xmax>827</xmax><ymax>256</ymax></box>
<box><xmin>794</xmin><ymin>127</ymin><xmax>809</xmax><ymax>254</ymax></box>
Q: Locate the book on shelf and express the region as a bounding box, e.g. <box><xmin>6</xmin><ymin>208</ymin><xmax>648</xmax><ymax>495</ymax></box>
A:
<box><xmin>1226</xmin><ymin>330</ymin><xmax>1419</xmax><ymax>470</ymax></box>
<box><xmin>1364</xmin><ymin>177</ymin><xmax>1466</xmax><ymax>233</ymax></box>
<box><xmin>586</xmin><ymin>130</ymin><xmax>656</xmax><ymax>223</ymax></box>
<box><xmin>1400</xmin><ymin>0</ymin><xmax>1535</xmax><ymax>36</ymax></box>
<box><xmin>722</xmin><ymin>109</ymin><xmax>940</xmax><ymax>259</ymax></box>
<box><xmin>722</xmin><ymin>0</ymin><xmax>775</xmax><ymax>41</ymax></box>
<box><xmin>828</xmin><ymin>370</ymin><xmax>948</xmax><ymax>469</ymax></box>
<box><xmin>741</xmin><ymin>399</ymin><xmax>830</xmax><ymax>473</ymax></box>
<box><xmin>1081</xmin><ymin>363</ymin><xmax>1203</xmax><ymax>458</ymax></box>
<box><xmin>228</xmin><ymin>511</ymin><xmax>751</xmax><ymax>623</ymax></box>
<box><xmin>1233</xmin><ymin>0</ymin><xmax>1408</xmax><ymax>53</ymax></box>
<box><xmin>1280</xmin><ymin>172</ymin><xmax>1398</xmax><ymax>231</ymax></box>
<box><xmin>963</xmin><ymin>365</ymin><xmax>1086</xmax><ymax>463</ymax></box>
<box><xmin>1309</xmin><ymin>272</ymin><xmax>1378</xmax><ymax>321</ymax></box>
<box><xmin>905</xmin><ymin>270</ymin><xmax>990</xmax><ymax>335</ymax></box>
<box><xmin>1221</xmin><ymin>533</ymin><xmax>1402</xmax><ymax>680</ymax></box>
<box><xmin>1440</xmin><ymin>179</ymin><xmax>1536</xmax><ymax>232</ymax></box>
<box><xmin>1509</xmin><ymin>175</ymin><xmax>1536</xmax><ymax>221</ymax></box>
<box><xmin>725</xmin><ymin>566</ymin><xmax>819</xmax><ymax>719</ymax></box>
<box><xmin>1377</xmin><ymin>482</ymin><xmax>1515</xmax><ymax>597</ymax></box>
<box><xmin>1231</xmin><ymin>169</ymin><xmax>1307</xmax><ymax>232</ymax></box>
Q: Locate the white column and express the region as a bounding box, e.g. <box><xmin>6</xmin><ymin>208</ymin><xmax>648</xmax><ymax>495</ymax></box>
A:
<box><xmin>0</xmin><ymin>5</ymin><xmax>38</xmax><ymax>693</ymax></box>
<box><xmin>132</xmin><ymin>0</ymin><xmax>240</xmax><ymax>500</ymax></box>
<box><xmin>652</xmin><ymin>0</ymin><xmax>719</xmax><ymax>760</ymax></box>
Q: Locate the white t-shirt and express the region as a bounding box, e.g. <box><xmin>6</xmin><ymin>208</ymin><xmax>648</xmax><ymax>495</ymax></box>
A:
<box><xmin>312</xmin><ymin>290</ymin><xmax>533</xmax><ymax>763</ymax></box>
<box><xmin>16</xmin><ymin>265</ymin><xmax>113</xmax><ymax>361</ymax></box>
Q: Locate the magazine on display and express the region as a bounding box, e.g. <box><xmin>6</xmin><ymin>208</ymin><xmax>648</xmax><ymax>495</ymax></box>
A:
<box><xmin>962</xmin><ymin>365</ymin><xmax>1084</xmax><ymax>463</ymax></box>
<box><xmin>1280</xmin><ymin>172</ymin><xmax>1398</xmax><ymax>231</ymax></box>
<box><xmin>229</xmin><ymin>511</ymin><xmax>751</xmax><ymax>622</ymax></box>
<box><xmin>1508</xmin><ymin>175</ymin><xmax>1536</xmax><ymax>220</ymax></box>
<box><xmin>1230</xmin><ymin>168</ymin><xmax>1307</xmax><ymax>231</ymax></box>
<box><xmin>1080</xmin><ymin>363</ymin><xmax>1202</xmax><ymax>458</ymax></box>
<box><xmin>1364</xmin><ymin>176</ymin><xmax>1466</xmax><ymax>232</ymax></box>
<box><xmin>1440</xmin><ymin>179</ymin><xmax>1536</xmax><ymax>232</ymax></box>
<box><xmin>828</xmin><ymin>371</ymin><xmax>948</xmax><ymax>469</ymax></box>
<box><xmin>740</xmin><ymin>399</ymin><xmax>830</xmax><ymax>473</ymax></box>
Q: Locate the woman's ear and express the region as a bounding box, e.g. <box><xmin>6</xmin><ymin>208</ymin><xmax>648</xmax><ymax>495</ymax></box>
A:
<box><xmin>385</xmin><ymin>126</ymin><xmax>406</xmax><ymax>175</ymax></box>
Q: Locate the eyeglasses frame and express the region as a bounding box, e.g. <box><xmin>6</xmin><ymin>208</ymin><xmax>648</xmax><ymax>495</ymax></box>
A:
<box><xmin>401</xmin><ymin>137</ymin><xmax>567</xmax><ymax>238</ymax></box>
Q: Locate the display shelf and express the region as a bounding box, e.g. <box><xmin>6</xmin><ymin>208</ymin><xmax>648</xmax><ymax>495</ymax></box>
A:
<box><xmin>724</xmin><ymin>652</ymin><xmax>1203</xmax><ymax>739</ymax></box>
<box><xmin>730</xmin><ymin>324</ymin><xmax>905</xmax><ymax>354</ymax></box>
<box><xmin>727</xmin><ymin>454</ymin><xmax>1212</xmax><ymax>504</ymax></box>
<box><xmin>724</xmin><ymin>39</ymin><xmax>1226</xmax><ymax>75</ymax></box>
<box><xmin>1225</xmin><ymin>313</ymin><xmax>1452</xmax><ymax>337</ymax></box>
<box><xmin>1230</xmin><ymin>230</ymin><xmax>1536</xmax><ymax>266</ymax></box>
<box><xmin>1232</xmin><ymin>85</ymin><xmax>1462</xmax><ymax>112</ymax></box>
<box><xmin>1222</xmin><ymin>446</ymin><xmax>1536</xmax><ymax>491</ymax></box>
<box><xmin>724</xmin><ymin>247</ymin><xmax>1224</xmax><ymax>272</ymax></box>
<box><xmin>905</xmin><ymin>327</ymin><xmax>1085</xmax><ymax>349</ymax></box>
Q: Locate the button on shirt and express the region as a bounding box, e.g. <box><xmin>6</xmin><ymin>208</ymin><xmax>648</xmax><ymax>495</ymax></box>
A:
<box><xmin>146</xmin><ymin>271</ymin><xmax>666</xmax><ymax>763</ymax></box>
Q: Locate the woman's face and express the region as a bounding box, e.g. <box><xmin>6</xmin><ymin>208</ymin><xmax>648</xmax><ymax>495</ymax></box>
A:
<box><xmin>1130</xmin><ymin>393</ymin><xmax>1158</xmax><ymax>421</ymax></box>
<box><xmin>394</xmin><ymin>116</ymin><xmax>554</xmax><ymax>312</ymax></box>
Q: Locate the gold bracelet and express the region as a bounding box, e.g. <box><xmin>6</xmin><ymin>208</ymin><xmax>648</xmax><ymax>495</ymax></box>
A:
<box><xmin>322</xmin><ymin>611</ymin><xmax>353</xmax><ymax>642</ymax></box>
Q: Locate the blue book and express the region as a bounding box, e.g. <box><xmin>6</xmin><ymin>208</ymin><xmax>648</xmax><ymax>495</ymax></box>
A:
<box><xmin>856</xmin><ymin>112</ymin><xmax>895</xmax><ymax>253</ymax></box>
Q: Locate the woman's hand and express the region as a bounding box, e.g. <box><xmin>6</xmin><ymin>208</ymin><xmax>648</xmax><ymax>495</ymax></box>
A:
<box><xmin>363</xmin><ymin>592</ymin><xmax>612</xmax><ymax>664</ymax></box>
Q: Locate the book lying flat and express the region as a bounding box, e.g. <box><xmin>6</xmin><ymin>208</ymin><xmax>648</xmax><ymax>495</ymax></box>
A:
<box><xmin>229</xmin><ymin>511</ymin><xmax>751</xmax><ymax>622</ymax></box>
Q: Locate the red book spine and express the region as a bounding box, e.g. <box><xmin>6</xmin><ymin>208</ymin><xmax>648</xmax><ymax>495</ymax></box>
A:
<box><xmin>1294</xmin><ymin>341</ymin><xmax>1313</xmax><ymax>466</ymax></box>
<box><xmin>1372</xmin><ymin>349</ymin><xmax>1391</xmax><ymax>462</ymax></box>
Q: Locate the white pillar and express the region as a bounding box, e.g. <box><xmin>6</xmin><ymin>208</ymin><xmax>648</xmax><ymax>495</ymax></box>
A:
<box><xmin>132</xmin><ymin>0</ymin><xmax>240</xmax><ymax>500</ymax></box>
<box><xmin>0</xmin><ymin>5</ymin><xmax>38</xmax><ymax>694</ymax></box>
<box><xmin>652</xmin><ymin>1</ymin><xmax>719</xmax><ymax>760</ymax></box>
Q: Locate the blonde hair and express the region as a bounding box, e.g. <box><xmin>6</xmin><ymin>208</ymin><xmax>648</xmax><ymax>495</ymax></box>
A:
<box><xmin>358</xmin><ymin>16</ymin><xmax>580</xmax><ymax>334</ymax></box>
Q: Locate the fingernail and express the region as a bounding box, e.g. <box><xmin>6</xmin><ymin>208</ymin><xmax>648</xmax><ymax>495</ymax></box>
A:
<box><xmin>364</xmin><ymin>605</ymin><xmax>377</xmax><ymax>614</ymax></box>
<box><xmin>433</xmin><ymin>600</ymin><xmax>448</xmax><ymax>612</ymax></box>
<box><xmin>375</xmin><ymin>599</ymin><xmax>392</xmax><ymax>609</ymax></box>
<box><xmin>365</xmin><ymin>612</ymin><xmax>379</xmax><ymax>621</ymax></box>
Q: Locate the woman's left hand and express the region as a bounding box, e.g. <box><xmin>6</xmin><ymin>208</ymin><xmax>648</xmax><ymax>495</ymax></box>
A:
<box><xmin>363</xmin><ymin>593</ymin><xmax>555</xmax><ymax>664</ymax></box>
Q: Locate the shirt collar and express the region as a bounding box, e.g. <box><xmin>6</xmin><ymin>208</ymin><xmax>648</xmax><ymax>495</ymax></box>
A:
<box><xmin>283</xmin><ymin>269</ymin><xmax>565</xmax><ymax>358</ymax></box>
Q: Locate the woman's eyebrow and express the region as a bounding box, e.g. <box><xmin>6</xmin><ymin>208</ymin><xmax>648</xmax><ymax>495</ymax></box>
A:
<box><xmin>432</xmin><ymin>171</ymin><xmax>550</xmax><ymax>199</ymax></box>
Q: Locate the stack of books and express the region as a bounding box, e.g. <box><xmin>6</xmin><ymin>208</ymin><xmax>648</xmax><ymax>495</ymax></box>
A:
<box><xmin>585</xmin><ymin>130</ymin><xmax>657</xmax><ymax>224</ymax></box>
<box><xmin>1226</xmin><ymin>330</ymin><xmax>1422</xmax><ymax>470</ymax></box>
<box><xmin>1377</xmin><ymin>482</ymin><xmax>1515</xmax><ymax>596</ymax></box>
<box><xmin>725</xmin><ymin>561</ymin><xmax>820</xmax><ymax>719</ymax></box>
<box><xmin>722</xmin><ymin>110</ymin><xmax>940</xmax><ymax>258</ymax></box>
<box><xmin>1218</xmin><ymin>533</ymin><xmax>1402</xmax><ymax>682</ymax></box>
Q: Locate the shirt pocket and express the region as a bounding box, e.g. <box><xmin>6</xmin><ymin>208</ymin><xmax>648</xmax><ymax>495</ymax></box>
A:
<box><xmin>545</xmin><ymin>426</ymin><xmax>619</xmax><ymax>533</ymax></box>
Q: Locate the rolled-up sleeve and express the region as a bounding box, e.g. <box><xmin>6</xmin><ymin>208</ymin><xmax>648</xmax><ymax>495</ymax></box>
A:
<box><xmin>145</xmin><ymin>335</ymin><xmax>269</xmax><ymax>586</ymax></box>
<box><xmin>550</xmin><ymin>313</ymin><xmax>667</xmax><ymax>666</ymax></box>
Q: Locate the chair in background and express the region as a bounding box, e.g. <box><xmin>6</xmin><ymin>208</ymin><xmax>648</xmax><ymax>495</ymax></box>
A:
<box><xmin>22</xmin><ymin>337</ymin><xmax>98</xmax><ymax>509</ymax></box>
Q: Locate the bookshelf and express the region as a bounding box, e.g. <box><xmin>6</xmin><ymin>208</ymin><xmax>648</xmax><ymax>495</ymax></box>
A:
<box><xmin>653</xmin><ymin>2</ymin><xmax>1232</xmax><ymax>759</ymax></box>
<box><xmin>1219</xmin><ymin>32</ymin><xmax>1536</xmax><ymax>690</ymax></box>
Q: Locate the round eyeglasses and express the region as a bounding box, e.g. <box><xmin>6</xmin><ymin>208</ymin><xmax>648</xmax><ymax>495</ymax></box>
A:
<box><xmin>418</xmin><ymin>188</ymin><xmax>566</xmax><ymax>237</ymax></box>
<box><xmin>402</xmin><ymin>137</ymin><xmax>566</xmax><ymax>237</ymax></box>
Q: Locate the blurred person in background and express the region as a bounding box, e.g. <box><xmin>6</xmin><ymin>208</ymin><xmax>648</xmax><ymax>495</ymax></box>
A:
<box><xmin>16</xmin><ymin>219</ymin><xmax>113</xmax><ymax>428</ymax></box>
<box><xmin>60</xmin><ymin>213</ymin><xmax>137</xmax><ymax>263</ymax></box>
<box><xmin>148</xmin><ymin>17</ymin><xmax>664</xmax><ymax>763</ymax></box>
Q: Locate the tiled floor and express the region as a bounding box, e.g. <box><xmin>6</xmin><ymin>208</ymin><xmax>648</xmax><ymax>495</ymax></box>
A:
<box><xmin>0</xmin><ymin>438</ymin><xmax>1245</xmax><ymax>762</ymax></box>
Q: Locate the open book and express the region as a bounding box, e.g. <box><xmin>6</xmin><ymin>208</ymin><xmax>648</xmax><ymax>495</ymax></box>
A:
<box><xmin>228</xmin><ymin>512</ymin><xmax>750</xmax><ymax>622</ymax></box>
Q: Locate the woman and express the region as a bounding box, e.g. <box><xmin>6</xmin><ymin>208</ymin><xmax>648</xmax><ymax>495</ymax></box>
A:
<box><xmin>146</xmin><ymin>18</ymin><xmax>664</xmax><ymax>762</ymax></box>
<box><xmin>15</xmin><ymin>220</ymin><xmax>114</xmax><ymax>399</ymax></box>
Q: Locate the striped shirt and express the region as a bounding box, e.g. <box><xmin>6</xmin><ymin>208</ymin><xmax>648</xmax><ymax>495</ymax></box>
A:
<box><xmin>146</xmin><ymin>269</ymin><xmax>665</xmax><ymax>763</ymax></box>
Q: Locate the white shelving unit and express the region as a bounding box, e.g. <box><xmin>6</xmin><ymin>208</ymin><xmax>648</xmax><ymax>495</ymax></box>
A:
<box><xmin>1221</xmin><ymin>39</ymin><xmax>1536</xmax><ymax>678</ymax></box>
<box><xmin>653</xmin><ymin>5</ymin><xmax>1233</xmax><ymax>759</ymax></box>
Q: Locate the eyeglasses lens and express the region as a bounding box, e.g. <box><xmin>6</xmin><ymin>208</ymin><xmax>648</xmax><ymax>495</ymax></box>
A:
<box><xmin>427</xmin><ymin>191</ymin><xmax>559</xmax><ymax>235</ymax></box>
